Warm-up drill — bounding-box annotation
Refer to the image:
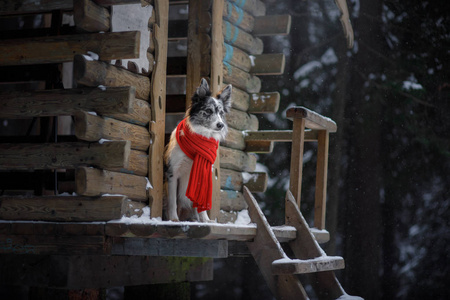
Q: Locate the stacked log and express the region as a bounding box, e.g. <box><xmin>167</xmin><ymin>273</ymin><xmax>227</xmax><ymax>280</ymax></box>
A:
<box><xmin>0</xmin><ymin>0</ymin><xmax>166</xmax><ymax>222</ymax></box>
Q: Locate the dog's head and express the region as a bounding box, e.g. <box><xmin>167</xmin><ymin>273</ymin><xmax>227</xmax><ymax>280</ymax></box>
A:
<box><xmin>187</xmin><ymin>78</ymin><xmax>232</xmax><ymax>141</ymax></box>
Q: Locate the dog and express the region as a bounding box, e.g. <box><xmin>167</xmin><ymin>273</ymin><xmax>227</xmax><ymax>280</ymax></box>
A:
<box><xmin>164</xmin><ymin>79</ymin><xmax>232</xmax><ymax>222</ymax></box>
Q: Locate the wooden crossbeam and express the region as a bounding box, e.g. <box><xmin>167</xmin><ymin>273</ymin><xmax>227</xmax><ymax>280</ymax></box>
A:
<box><xmin>286</xmin><ymin>106</ymin><xmax>337</xmax><ymax>132</ymax></box>
<box><xmin>103</xmin><ymin>98</ymin><xmax>151</xmax><ymax>127</ymax></box>
<box><xmin>0</xmin><ymin>31</ymin><xmax>140</xmax><ymax>66</ymax></box>
<box><xmin>0</xmin><ymin>141</ymin><xmax>131</xmax><ymax>171</ymax></box>
<box><xmin>0</xmin><ymin>87</ymin><xmax>134</xmax><ymax>119</ymax></box>
<box><xmin>253</xmin><ymin>15</ymin><xmax>292</xmax><ymax>36</ymax></box>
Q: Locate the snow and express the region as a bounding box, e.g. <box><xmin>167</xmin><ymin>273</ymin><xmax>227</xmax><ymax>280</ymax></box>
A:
<box><xmin>336</xmin><ymin>294</ymin><xmax>364</xmax><ymax>300</ymax></box>
<box><xmin>234</xmin><ymin>209</ymin><xmax>251</xmax><ymax>225</ymax></box>
<box><xmin>116</xmin><ymin>206</ymin><xmax>155</xmax><ymax>224</ymax></box>
<box><xmin>402</xmin><ymin>81</ymin><xmax>423</xmax><ymax>91</ymax></box>
<box><xmin>146</xmin><ymin>177</ymin><xmax>153</xmax><ymax>190</ymax></box>
<box><xmin>293</xmin><ymin>60</ymin><xmax>322</xmax><ymax>79</ymax></box>
<box><xmin>98</xmin><ymin>139</ymin><xmax>111</xmax><ymax>144</ymax></box>
<box><xmin>242</xmin><ymin>172</ymin><xmax>257</xmax><ymax>184</ymax></box>
<box><xmin>97</xmin><ymin>85</ymin><xmax>106</xmax><ymax>91</ymax></box>
<box><xmin>249</xmin><ymin>55</ymin><xmax>256</xmax><ymax>67</ymax></box>
<box><xmin>321</xmin><ymin>48</ymin><xmax>338</xmax><ymax>65</ymax></box>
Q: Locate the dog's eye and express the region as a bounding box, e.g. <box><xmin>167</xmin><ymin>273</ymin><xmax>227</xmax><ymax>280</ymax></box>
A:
<box><xmin>205</xmin><ymin>109</ymin><xmax>213</xmax><ymax>115</ymax></box>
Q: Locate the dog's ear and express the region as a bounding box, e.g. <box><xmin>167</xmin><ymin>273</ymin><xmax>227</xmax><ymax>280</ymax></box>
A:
<box><xmin>193</xmin><ymin>78</ymin><xmax>211</xmax><ymax>102</ymax></box>
<box><xmin>218</xmin><ymin>84</ymin><xmax>232</xmax><ymax>113</ymax></box>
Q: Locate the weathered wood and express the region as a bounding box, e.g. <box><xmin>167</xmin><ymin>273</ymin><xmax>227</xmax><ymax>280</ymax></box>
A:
<box><xmin>220</xmin><ymin>190</ymin><xmax>247</xmax><ymax>211</ymax></box>
<box><xmin>111</xmin><ymin>238</ymin><xmax>228</xmax><ymax>258</ymax></box>
<box><xmin>285</xmin><ymin>191</ymin><xmax>346</xmax><ymax>299</ymax></box>
<box><xmin>109</xmin><ymin>149</ymin><xmax>148</xmax><ymax>176</ymax></box>
<box><xmin>0</xmin><ymin>221</ymin><xmax>106</xmax><ymax>236</ymax></box>
<box><xmin>95</xmin><ymin>0</ymin><xmax>153</xmax><ymax>6</ymax></box>
<box><xmin>221</xmin><ymin>127</ymin><xmax>245</xmax><ymax>150</ymax></box>
<box><xmin>0</xmin><ymin>0</ymin><xmax>72</xmax><ymax>15</ymax></box>
<box><xmin>231</xmin><ymin>86</ymin><xmax>250</xmax><ymax>111</ymax></box>
<box><xmin>244</xmin><ymin>130</ymin><xmax>319</xmax><ymax>142</ymax></box>
<box><xmin>74</xmin><ymin>0</ymin><xmax>110</xmax><ymax>32</ymax></box>
<box><xmin>74</xmin><ymin>54</ymin><xmax>151</xmax><ymax>100</ymax></box>
<box><xmin>0</xmin><ymin>196</ymin><xmax>145</xmax><ymax>222</ymax></box>
<box><xmin>0</xmin><ymin>255</ymin><xmax>213</xmax><ymax>288</ymax></box>
<box><xmin>220</xmin><ymin>146</ymin><xmax>256</xmax><ymax>172</ymax></box>
<box><xmin>243</xmin><ymin>187</ymin><xmax>309</xmax><ymax>300</ymax></box>
<box><xmin>223</xmin><ymin>63</ymin><xmax>261</xmax><ymax>93</ymax></box>
<box><xmin>0</xmin><ymin>141</ymin><xmax>131</xmax><ymax>171</ymax></box>
<box><xmin>0</xmin><ymin>87</ymin><xmax>134</xmax><ymax>119</ymax></box>
<box><xmin>149</xmin><ymin>0</ymin><xmax>168</xmax><ymax>218</ymax></box>
<box><xmin>210</xmin><ymin>0</ymin><xmax>226</xmax><ymax>221</ymax></box>
<box><xmin>74</xmin><ymin>111</ymin><xmax>150</xmax><ymax>151</ymax></box>
<box><xmin>104</xmin><ymin>98</ymin><xmax>151</xmax><ymax>126</ymax></box>
<box><xmin>250</xmin><ymin>53</ymin><xmax>285</xmax><ymax>75</ymax></box>
<box><xmin>289</xmin><ymin>118</ymin><xmax>306</xmax><ymax>208</ymax></box>
<box><xmin>76</xmin><ymin>167</ymin><xmax>148</xmax><ymax>201</ymax></box>
<box><xmin>223</xmin><ymin>0</ymin><xmax>254</xmax><ymax>32</ymax></box>
<box><xmin>248</xmin><ymin>92</ymin><xmax>280</xmax><ymax>113</ymax></box>
<box><xmin>314</xmin><ymin>130</ymin><xmax>329</xmax><ymax>230</ymax></box>
<box><xmin>221</xmin><ymin>168</ymin><xmax>267</xmax><ymax>193</ymax></box>
<box><xmin>226</xmin><ymin>108</ymin><xmax>259</xmax><ymax>131</ymax></box>
<box><xmin>245</xmin><ymin>140</ymin><xmax>274</xmax><ymax>153</ymax></box>
<box><xmin>222</xmin><ymin>21</ymin><xmax>263</xmax><ymax>55</ymax></box>
<box><xmin>286</xmin><ymin>106</ymin><xmax>337</xmax><ymax>132</ymax></box>
<box><xmin>0</xmin><ymin>32</ymin><xmax>140</xmax><ymax>66</ymax></box>
<box><xmin>218</xmin><ymin>210</ymin><xmax>238</xmax><ymax>223</ymax></box>
<box><xmin>223</xmin><ymin>43</ymin><xmax>252</xmax><ymax>72</ymax></box>
<box><xmin>253</xmin><ymin>15</ymin><xmax>292</xmax><ymax>36</ymax></box>
<box><xmin>229</xmin><ymin>0</ymin><xmax>265</xmax><ymax>17</ymax></box>
<box><xmin>272</xmin><ymin>256</ymin><xmax>345</xmax><ymax>275</ymax></box>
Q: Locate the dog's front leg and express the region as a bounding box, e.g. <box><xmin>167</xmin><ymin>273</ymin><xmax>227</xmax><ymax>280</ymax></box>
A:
<box><xmin>167</xmin><ymin>173</ymin><xmax>179</xmax><ymax>221</ymax></box>
<box><xmin>198</xmin><ymin>210</ymin><xmax>212</xmax><ymax>222</ymax></box>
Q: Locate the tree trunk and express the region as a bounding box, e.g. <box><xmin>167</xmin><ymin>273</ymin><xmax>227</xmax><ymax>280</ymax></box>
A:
<box><xmin>343</xmin><ymin>0</ymin><xmax>384</xmax><ymax>299</ymax></box>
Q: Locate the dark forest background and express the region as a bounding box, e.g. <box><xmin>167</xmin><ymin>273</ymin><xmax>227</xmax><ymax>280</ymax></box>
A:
<box><xmin>196</xmin><ymin>0</ymin><xmax>449</xmax><ymax>299</ymax></box>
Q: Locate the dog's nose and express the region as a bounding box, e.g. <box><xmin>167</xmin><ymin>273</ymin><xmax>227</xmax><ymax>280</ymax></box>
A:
<box><xmin>216</xmin><ymin>122</ymin><xmax>224</xmax><ymax>129</ymax></box>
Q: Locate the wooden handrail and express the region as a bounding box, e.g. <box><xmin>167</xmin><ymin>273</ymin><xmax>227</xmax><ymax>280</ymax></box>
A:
<box><xmin>286</xmin><ymin>106</ymin><xmax>337</xmax><ymax>132</ymax></box>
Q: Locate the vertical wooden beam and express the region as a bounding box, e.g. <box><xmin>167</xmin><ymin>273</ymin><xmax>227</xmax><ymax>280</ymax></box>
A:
<box><xmin>149</xmin><ymin>0</ymin><xmax>168</xmax><ymax>218</ymax></box>
<box><xmin>289</xmin><ymin>118</ymin><xmax>306</xmax><ymax>209</ymax></box>
<box><xmin>314</xmin><ymin>130</ymin><xmax>329</xmax><ymax>230</ymax></box>
<box><xmin>209</xmin><ymin>0</ymin><xmax>225</xmax><ymax>221</ymax></box>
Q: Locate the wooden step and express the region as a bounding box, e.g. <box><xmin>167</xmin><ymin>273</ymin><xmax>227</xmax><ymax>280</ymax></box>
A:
<box><xmin>272</xmin><ymin>256</ymin><xmax>345</xmax><ymax>275</ymax></box>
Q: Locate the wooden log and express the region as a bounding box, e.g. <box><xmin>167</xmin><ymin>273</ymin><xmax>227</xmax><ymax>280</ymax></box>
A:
<box><xmin>74</xmin><ymin>111</ymin><xmax>150</xmax><ymax>151</ymax></box>
<box><xmin>0</xmin><ymin>196</ymin><xmax>145</xmax><ymax>222</ymax></box>
<box><xmin>223</xmin><ymin>43</ymin><xmax>252</xmax><ymax>72</ymax></box>
<box><xmin>74</xmin><ymin>0</ymin><xmax>111</xmax><ymax>32</ymax></box>
<box><xmin>0</xmin><ymin>141</ymin><xmax>131</xmax><ymax>171</ymax></box>
<box><xmin>95</xmin><ymin>0</ymin><xmax>153</xmax><ymax>6</ymax></box>
<box><xmin>0</xmin><ymin>0</ymin><xmax>73</xmax><ymax>15</ymax></box>
<box><xmin>218</xmin><ymin>210</ymin><xmax>238</xmax><ymax>223</ymax></box>
<box><xmin>74</xmin><ymin>54</ymin><xmax>151</xmax><ymax>101</ymax></box>
<box><xmin>104</xmin><ymin>98</ymin><xmax>151</xmax><ymax>126</ymax></box>
<box><xmin>76</xmin><ymin>167</ymin><xmax>148</xmax><ymax>201</ymax></box>
<box><xmin>221</xmin><ymin>127</ymin><xmax>245</xmax><ymax>150</ymax></box>
<box><xmin>223</xmin><ymin>0</ymin><xmax>254</xmax><ymax>32</ymax></box>
<box><xmin>250</xmin><ymin>53</ymin><xmax>285</xmax><ymax>75</ymax></box>
<box><xmin>220</xmin><ymin>146</ymin><xmax>256</xmax><ymax>172</ymax></box>
<box><xmin>220</xmin><ymin>190</ymin><xmax>248</xmax><ymax>211</ymax></box>
<box><xmin>248</xmin><ymin>92</ymin><xmax>280</xmax><ymax>113</ymax></box>
<box><xmin>0</xmin><ymin>87</ymin><xmax>134</xmax><ymax>119</ymax></box>
<box><xmin>229</xmin><ymin>0</ymin><xmax>265</xmax><ymax>17</ymax></box>
<box><xmin>253</xmin><ymin>15</ymin><xmax>292</xmax><ymax>36</ymax></box>
<box><xmin>222</xmin><ymin>21</ymin><xmax>263</xmax><ymax>55</ymax></box>
<box><xmin>221</xmin><ymin>168</ymin><xmax>267</xmax><ymax>193</ymax></box>
<box><xmin>231</xmin><ymin>86</ymin><xmax>250</xmax><ymax>111</ymax></box>
<box><xmin>0</xmin><ymin>31</ymin><xmax>140</xmax><ymax>66</ymax></box>
<box><xmin>223</xmin><ymin>63</ymin><xmax>261</xmax><ymax>93</ymax></box>
<box><xmin>226</xmin><ymin>108</ymin><xmax>259</xmax><ymax>131</ymax></box>
<box><xmin>314</xmin><ymin>130</ymin><xmax>329</xmax><ymax>230</ymax></box>
<box><xmin>109</xmin><ymin>149</ymin><xmax>148</xmax><ymax>176</ymax></box>
<box><xmin>286</xmin><ymin>106</ymin><xmax>337</xmax><ymax>132</ymax></box>
<box><xmin>148</xmin><ymin>0</ymin><xmax>169</xmax><ymax>218</ymax></box>
<box><xmin>245</xmin><ymin>140</ymin><xmax>274</xmax><ymax>153</ymax></box>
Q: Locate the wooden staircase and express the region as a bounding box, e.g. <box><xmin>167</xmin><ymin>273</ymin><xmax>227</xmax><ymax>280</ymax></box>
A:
<box><xmin>244</xmin><ymin>187</ymin><xmax>345</xmax><ymax>300</ymax></box>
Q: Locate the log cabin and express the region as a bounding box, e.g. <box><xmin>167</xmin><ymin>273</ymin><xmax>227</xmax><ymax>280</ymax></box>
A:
<box><xmin>0</xmin><ymin>0</ymin><xmax>359</xmax><ymax>299</ymax></box>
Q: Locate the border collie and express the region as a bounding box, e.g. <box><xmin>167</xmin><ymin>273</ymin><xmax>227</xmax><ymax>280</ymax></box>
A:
<box><xmin>164</xmin><ymin>79</ymin><xmax>232</xmax><ymax>222</ymax></box>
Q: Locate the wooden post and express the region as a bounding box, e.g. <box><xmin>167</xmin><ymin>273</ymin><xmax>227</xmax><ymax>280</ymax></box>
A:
<box><xmin>149</xmin><ymin>0</ymin><xmax>168</xmax><ymax>218</ymax></box>
<box><xmin>289</xmin><ymin>118</ymin><xmax>306</xmax><ymax>209</ymax></box>
<box><xmin>210</xmin><ymin>0</ymin><xmax>225</xmax><ymax>221</ymax></box>
<box><xmin>314</xmin><ymin>130</ymin><xmax>329</xmax><ymax>230</ymax></box>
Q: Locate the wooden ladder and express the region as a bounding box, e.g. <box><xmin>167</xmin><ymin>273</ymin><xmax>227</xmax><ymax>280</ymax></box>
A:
<box><xmin>244</xmin><ymin>187</ymin><xmax>345</xmax><ymax>300</ymax></box>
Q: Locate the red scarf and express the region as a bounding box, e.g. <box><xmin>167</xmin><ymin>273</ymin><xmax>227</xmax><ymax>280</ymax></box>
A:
<box><xmin>176</xmin><ymin>119</ymin><xmax>219</xmax><ymax>212</ymax></box>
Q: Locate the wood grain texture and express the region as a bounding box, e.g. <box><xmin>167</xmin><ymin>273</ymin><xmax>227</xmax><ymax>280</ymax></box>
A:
<box><xmin>104</xmin><ymin>98</ymin><xmax>151</xmax><ymax>126</ymax></box>
<box><xmin>222</xmin><ymin>20</ymin><xmax>263</xmax><ymax>55</ymax></box>
<box><xmin>221</xmin><ymin>127</ymin><xmax>245</xmax><ymax>150</ymax></box>
<box><xmin>314</xmin><ymin>130</ymin><xmax>329</xmax><ymax>230</ymax></box>
<box><xmin>0</xmin><ymin>87</ymin><xmax>134</xmax><ymax>118</ymax></box>
<box><xmin>74</xmin><ymin>0</ymin><xmax>111</xmax><ymax>32</ymax></box>
<box><xmin>253</xmin><ymin>15</ymin><xmax>292</xmax><ymax>36</ymax></box>
<box><xmin>226</xmin><ymin>108</ymin><xmax>258</xmax><ymax>131</ymax></box>
<box><xmin>75</xmin><ymin>166</ymin><xmax>148</xmax><ymax>201</ymax></box>
<box><xmin>250</xmin><ymin>53</ymin><xmax>285</xmax><ymax>75</ymax></box>
<box><xmin>223</xmin><ymin>63</ymin><xmax>261</xmax><ymax>93</ymax></box>
<box><xmin>0</xmin><ymin>31</ymin><xmax>140</xmax><ymax>66</ymax></box>
<box><xmin>220</xmin><ymin>146</ymin><xmax>256</xmax><ymax>172</ymax></box>
<box><xmin>222</xmin><ymin>0</ymin><xmax>254</xmax><ymax>32</ymax></box>
<box><xmin>0</xmin><ymin>141</ymin><xmax>131</xmax><ymax>171</ymax></box>
<box><xmin>286</xmin><ymin>106</ymin><xmax>337</xmax><ymax>132</ymax></box>
<box><xmin>229</xmin><ymin>0</ymin><xmax>265</xmax><ymax>17</ymax></box>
